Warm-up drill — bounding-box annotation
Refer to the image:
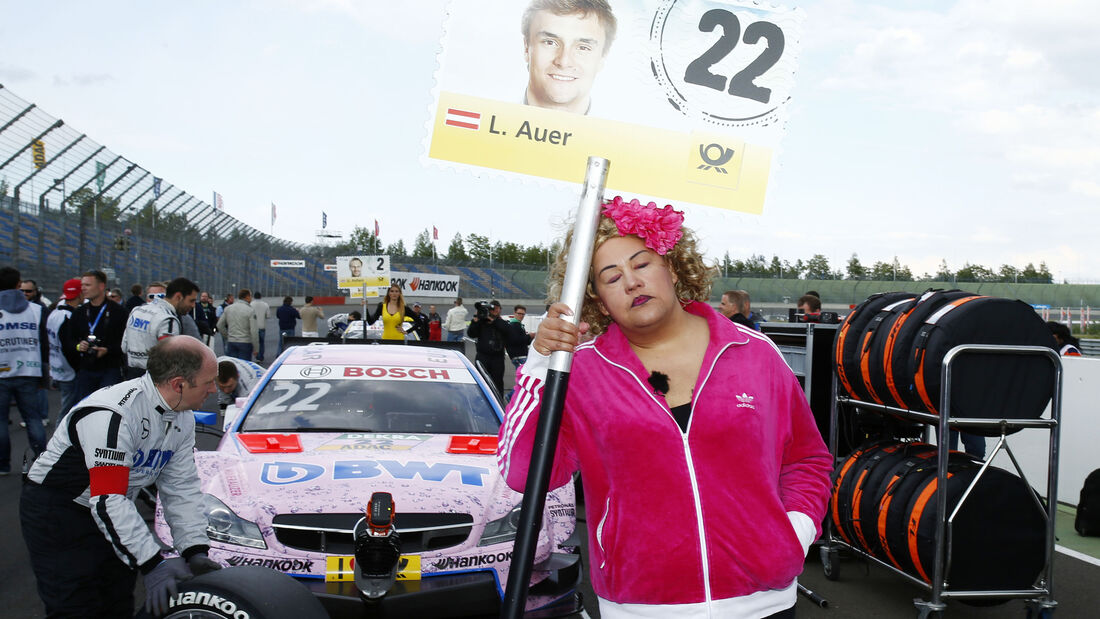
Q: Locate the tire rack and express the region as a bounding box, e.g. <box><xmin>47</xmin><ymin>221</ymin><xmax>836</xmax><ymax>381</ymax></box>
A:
<box><xmin>820</xmin><ymin>344</ymin><xmax>1062</xmax><ymax>619</ymax></box>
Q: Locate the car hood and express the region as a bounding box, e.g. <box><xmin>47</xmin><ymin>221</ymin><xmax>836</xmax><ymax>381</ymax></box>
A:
<box><xmin>199</xmin><ymin>432</ymin><xmax>519</xmax><ymax>521</ymax></box>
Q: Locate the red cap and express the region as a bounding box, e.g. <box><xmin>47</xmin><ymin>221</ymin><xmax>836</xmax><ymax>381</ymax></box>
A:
<box><xmin>62</xmin><ymin>278</ymin><xmax>82</xmax><ymax>300</ymax></box>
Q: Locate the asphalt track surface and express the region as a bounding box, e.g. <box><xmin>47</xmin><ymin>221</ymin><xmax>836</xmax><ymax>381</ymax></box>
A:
<box><xmin>4</xmin><ymin>322</ymin><xmax>1100</xmax><ymax>617</ymax></box>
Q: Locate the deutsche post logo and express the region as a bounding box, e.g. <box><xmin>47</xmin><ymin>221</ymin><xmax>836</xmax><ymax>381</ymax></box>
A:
<box><xmin>697</xmin><ymin>143</ymin><xmax>736</xmax><ymax>174</ymax></box>
<box><xmin>686</xmin><ymin>133</ymin><xmax>744</xmax><ymax>190</ymax></box>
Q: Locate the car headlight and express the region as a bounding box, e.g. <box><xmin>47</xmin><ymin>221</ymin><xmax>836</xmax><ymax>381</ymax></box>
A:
<box><xmin>478</xmin><ymin>504</ymin><xmax>522</xmax><ymax>547</ymax></box>
<box><xmin>203</xmin><ymin>494</ymin><xmax>266</xmax><ymax>549</ymax></box>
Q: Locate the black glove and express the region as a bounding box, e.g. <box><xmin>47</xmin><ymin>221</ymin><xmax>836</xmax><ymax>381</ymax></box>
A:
<box><xmin>144</xmin><ymin>557</ymin><xmax>192</xmax><ymax>616</ymax></box>
<box><xmin>188</xmin><ymin>552</ymin><xmax>222</xmax><ymax>576</ymax></box>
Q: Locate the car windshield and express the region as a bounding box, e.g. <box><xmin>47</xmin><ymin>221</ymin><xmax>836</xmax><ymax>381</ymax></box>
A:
<box><xmin>240</xmin><ymin>375</ymin><xmax>501</xmax><ymax>435</ymax></box>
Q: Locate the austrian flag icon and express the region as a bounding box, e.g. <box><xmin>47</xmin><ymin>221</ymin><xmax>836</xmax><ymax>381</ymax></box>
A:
<box><xmin>445</xmin><ymin>108</ymin><xmax>480</xmax><ymax>130</ymax></box>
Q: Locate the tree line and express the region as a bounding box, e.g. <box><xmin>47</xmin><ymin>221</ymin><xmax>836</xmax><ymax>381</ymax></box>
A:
<box><xmin>328</xmin><ymin>226</ymin><xmax>1055</xmax><ymax>284</ymax></box>
<box><xmin>722</xmin><ymin>252</ymin><xmax>1053</xmax><ymax>284</ymax></box>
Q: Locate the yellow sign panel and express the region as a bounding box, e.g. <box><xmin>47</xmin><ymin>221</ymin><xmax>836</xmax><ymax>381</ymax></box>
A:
<box><xmin>428</xmin><ymin>93</ymin><xmax>771</xmax><ymax>214</ymax></box>
<box><xmin>32</xmin><ymin>140</ymin><xmax>46</xmax><ymax>169</ymax></box>
<box><xmin>325</xmin><ymin>554</ymin><xmax>421</xmax><ymax>582</ymax></box>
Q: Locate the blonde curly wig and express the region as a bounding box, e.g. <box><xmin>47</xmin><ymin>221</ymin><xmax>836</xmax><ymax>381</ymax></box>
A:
<box><xmin>546</xmin><ymin>211</ymin><xmax>718</xmax><ymax>336</ymax></box>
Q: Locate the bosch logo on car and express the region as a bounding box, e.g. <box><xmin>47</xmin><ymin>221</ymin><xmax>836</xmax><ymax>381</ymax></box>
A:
<box><xmin>260</xmin><ymin>459</ymin><xmax>490</xmax><ymax>486</ymax></box>
<box><xmin>343</xmin><ymin>367</ymin><xmax>451</xmax><ymax>380</ymax></box>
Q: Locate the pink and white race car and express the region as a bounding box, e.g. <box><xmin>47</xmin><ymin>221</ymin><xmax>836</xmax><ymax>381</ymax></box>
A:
<box><xmin>156</xmin><ymin>343</ymin><xmax>580</xmax><ymax>618</ymax></box>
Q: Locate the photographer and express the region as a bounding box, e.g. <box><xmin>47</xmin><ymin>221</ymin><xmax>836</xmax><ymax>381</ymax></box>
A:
<box><xmin>467</xmin><ymin>300</ymin><xmax>509</xmax><ymax>394</ymax></box>
<box><xmin>63</xmin><ymin>270</ymin><xmax>127</xmax><ymax>403</ymax></box>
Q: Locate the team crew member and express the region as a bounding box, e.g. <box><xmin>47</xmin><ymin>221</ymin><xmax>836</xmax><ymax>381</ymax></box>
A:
<box><xmin>122</xmin><ymin>277</ymin><xmax>200</xmax><ymax>377</ymax></box>
<box><xmin>21</xmin><ymin>336</ymin><xmax>222</xmax><ymax>617</ymax></box>
<box><xmin>46</xmin><ymin>278</ymin><xmax>84</xmax><ymax>424</ymax></box>
<box><xmin>499</xmin><ymin>199</ymin><xmax>831</xmax><ymax>618</ymax></box>
<box><xmin>215</xmin><ymin>356</ymin><xmax>266</xmax><ymax>409</ymax></box>
<box><xmin>0</xmin><ymin>266</ymin><xmax>49</xmax><ymax>475</ymax></box>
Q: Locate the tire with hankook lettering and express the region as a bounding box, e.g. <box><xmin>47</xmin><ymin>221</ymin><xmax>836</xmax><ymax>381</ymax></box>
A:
<box><xmin>164</xmin><ymin>566</ymin><xmax>327</xmax><ymax>619</ymax></box>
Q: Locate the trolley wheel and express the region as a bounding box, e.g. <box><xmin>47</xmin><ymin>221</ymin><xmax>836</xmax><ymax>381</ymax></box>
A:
<box><xmin>1025</xmin><ymin>606</ymin><xmax>1055</xmax><ymax>619</ymax></box>
<box><xmin>820</xmin><ymin>546</ymin><xmax>840</xmax><ymax>581</ymax></box>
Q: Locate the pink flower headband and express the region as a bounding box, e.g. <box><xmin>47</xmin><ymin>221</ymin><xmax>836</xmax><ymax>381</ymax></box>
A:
<box><xmin>601</xmin><ymin>196</ymin><xmax>685</xmax><ymax>255</ymax></box>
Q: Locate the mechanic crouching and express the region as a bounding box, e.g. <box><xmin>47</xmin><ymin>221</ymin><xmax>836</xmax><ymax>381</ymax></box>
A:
<box><xmin>21</xmin><ymin>336</ymin><xmax>223</xmax><ymax>618</ymax></box>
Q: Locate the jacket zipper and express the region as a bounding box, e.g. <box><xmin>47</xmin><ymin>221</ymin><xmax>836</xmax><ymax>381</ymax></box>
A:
<box><xmin>684</xmin><ymin>342</ymin><xmax>734</xmax><ymax>616</ymax></box>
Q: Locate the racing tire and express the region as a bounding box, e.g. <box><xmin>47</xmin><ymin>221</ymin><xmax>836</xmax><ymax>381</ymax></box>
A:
<box><xmin>161</xmin><ymin>565</ymin><xmax>327</xmax><ymax>619</ymax></box>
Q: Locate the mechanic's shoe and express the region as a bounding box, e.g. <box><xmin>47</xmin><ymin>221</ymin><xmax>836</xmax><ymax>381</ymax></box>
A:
<box><xmin>19</xmin><ymin>421</ymin><xmax>26</xmax><ymax>428</ymax></box>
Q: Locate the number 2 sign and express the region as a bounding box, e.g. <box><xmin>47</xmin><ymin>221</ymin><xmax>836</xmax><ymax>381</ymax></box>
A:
<box><xmin>651</xmin><ymin>0</ymin><xmax>802</xmax><ymax>126</ymax></box>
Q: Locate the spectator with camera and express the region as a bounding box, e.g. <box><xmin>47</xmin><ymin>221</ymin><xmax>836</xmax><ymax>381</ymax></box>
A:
<box><xmin>467</xmin><ymin>300</ymin><xmax>509</xmax><ymax>395</ymax></box>
<box><xmin>63</xmin><ymin>270</ymin><xmax>127</xmax><ymax>403</ymax></box>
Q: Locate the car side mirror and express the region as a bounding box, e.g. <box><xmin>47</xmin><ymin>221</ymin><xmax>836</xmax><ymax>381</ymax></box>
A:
<box><xmin>224</xmin><ymin>405</ymin><xmax>241</xmax><ymax>432</ymax></box>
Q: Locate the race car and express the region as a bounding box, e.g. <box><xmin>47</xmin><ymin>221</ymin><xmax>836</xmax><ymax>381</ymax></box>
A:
<box><xmin>155</xmin><ymin>343</ymin><xmax>580</xmax><ymax>618</ymax></box>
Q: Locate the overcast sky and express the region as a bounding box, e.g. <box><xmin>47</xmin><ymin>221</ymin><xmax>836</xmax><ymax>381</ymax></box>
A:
<box><xmin>1</xmin><ymin>0</ymin><xmax>1097</xmax><ymax>282</ymax></box>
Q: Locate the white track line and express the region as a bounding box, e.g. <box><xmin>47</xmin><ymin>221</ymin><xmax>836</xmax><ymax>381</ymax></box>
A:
<box><xmin>1056</xmin><ymin>544</ymin><xmax>1100</xmax><ymax>568</ymax></box>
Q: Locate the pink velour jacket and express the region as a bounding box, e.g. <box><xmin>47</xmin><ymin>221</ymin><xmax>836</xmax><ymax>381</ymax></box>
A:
<box><xmin>498</xmin><ymin>301</ymin><xmax>832</xmax><ymax>606</ymax></box>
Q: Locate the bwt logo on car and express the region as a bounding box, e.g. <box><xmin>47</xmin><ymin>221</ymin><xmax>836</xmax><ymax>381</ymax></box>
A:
<box><xmin>260</xmin><ymin>459</ymin><xmax>490</xmax><ymax>486</ymax></box>
<box><xmin>170</xmin><ymin>591</ymin><xmax>251</xmax><ymax>619</ymax></box>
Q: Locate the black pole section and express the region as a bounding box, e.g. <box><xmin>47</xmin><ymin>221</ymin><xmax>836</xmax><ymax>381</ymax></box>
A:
<box><xmin>500</xmin><ymin>367</ymin><xmax>571</xmax><ymax>617</ymax></box>
<box><xmin>500</xmin><ymin>157</ymin><xmax>608</xmax><ymax>619</ymax></box>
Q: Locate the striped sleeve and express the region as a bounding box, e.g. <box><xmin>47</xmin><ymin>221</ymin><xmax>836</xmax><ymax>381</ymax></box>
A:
<box><xmin>75</xmin><ymin>408</ymin><xmax>163</xmax><ymax>570</ymax></box>
<box><xmin>496</xmin><ymin>344</ymin><xmax>578</xmax><ymax>493</ymax></box>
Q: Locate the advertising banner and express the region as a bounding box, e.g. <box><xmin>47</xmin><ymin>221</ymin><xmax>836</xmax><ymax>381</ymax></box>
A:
<box><xmin>348</xmin><ymin>272</ymin><xmax>462</xmax><ymax>300</ymax></box>
<box><xmin>337</xmin><ymin>255</ymin><xmax>390</xmax><ymax>289</ymax></box>
<box><xmin>426</xmin><ymin>0</ymin><xmax>803</xmax><ymax>214</ymax></box>
<box><xmin>269</xmin><ymin>259</ymin><xmax>305</xmax><ymax>268</ymax></box>
<box><xmin>390</xmin><ymin>272</ymin><xmax>462</xmax><ymax>298</ymax></box>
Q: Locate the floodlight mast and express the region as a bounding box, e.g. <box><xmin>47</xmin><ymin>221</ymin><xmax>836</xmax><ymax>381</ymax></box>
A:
<box><xmin>501</xmin><ymin>156</ymin><xmax>608</xmax><ymax>619</ymax></box>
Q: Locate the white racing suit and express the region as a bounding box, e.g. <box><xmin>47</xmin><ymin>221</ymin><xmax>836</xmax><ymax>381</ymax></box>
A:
<box><xmin>26</xmin><ymin>374</ymin><xmax>209</xmax><ymax>572</ymax></box>
<box><xmin>121</xmin><ymin>298</ymin><xmax>181</xmax><ymax>370</ymax></box>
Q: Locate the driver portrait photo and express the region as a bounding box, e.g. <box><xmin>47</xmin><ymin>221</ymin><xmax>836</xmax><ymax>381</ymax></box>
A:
<box><xmin>349</xmin><ymin>257</ymin><xmax>364</xmax><ymax>278</ymax></box>
<box><xmin>521</xmin><ymin>0</ymin><xmax>617</xmax><ymax>115</ymax></box>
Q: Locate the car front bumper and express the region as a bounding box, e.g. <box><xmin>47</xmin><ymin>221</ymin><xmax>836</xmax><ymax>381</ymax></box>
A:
<box><xmin>299</xmin><ymin>551</ymin><xmax>583</xmax><ymax>619</ymax></box>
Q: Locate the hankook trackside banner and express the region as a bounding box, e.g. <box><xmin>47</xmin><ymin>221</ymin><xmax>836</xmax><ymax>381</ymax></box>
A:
<box><xmin>347</xmin><ymin>271</ymin><xmax>461</xmax><ymax>299</ymax></box>
<box><xmin>426</xmin><ymin>0</ymin><xmax>804</xmax><ymax>214</ymax></box>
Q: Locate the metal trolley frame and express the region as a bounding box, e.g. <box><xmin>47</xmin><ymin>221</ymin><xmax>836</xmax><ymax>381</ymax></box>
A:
<box><xmin>819</xmin><ymin>344</ymin><xmax>1062</xmax><ymax>618</ymax></box>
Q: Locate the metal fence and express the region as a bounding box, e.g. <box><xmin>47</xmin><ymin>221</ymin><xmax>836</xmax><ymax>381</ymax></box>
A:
<box><xmin>0</xmin><ymin>83</ymin><xmax>335</xmax><ymax>297</ymax></box>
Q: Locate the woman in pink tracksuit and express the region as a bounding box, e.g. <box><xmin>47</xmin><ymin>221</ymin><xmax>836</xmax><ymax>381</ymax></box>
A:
<box><xmin>498</xmin><ymin>198</ymin><xmax>832</xmax><ymax>618</ymax></box>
